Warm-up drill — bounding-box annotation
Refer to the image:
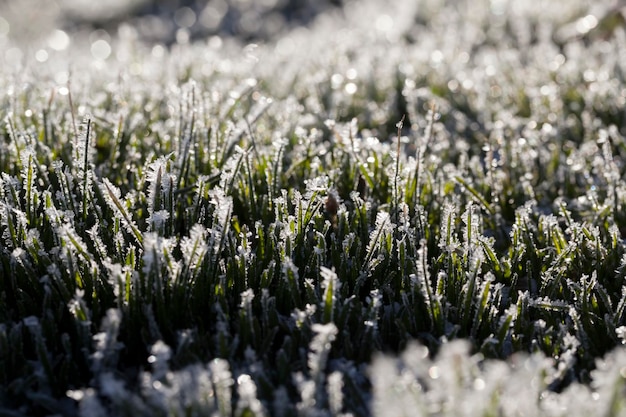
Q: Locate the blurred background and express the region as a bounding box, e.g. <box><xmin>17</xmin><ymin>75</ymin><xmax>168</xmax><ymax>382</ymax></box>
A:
<box><xmin>0</xmin><ymin>0</ymin><xmax>346</xmax><ymax>46</ymax></box>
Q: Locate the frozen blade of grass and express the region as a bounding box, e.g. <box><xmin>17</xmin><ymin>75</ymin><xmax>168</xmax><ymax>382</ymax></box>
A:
<box><xmin>68</xmin><ymin>289</ymin><xmax>90</xmax><ymax>323</ymax></box>
<box><xmin>471</xmin><ymin>273</ymin><xmax>493</xmax><ymax>339</ymax></box>
<box><xmin>439</xmin><ymin>202</ymin><xmax>459</xmax><ymax>253</ymax></box>
<box><xmin>176</xmin><ymin>90</ymin><xmax>196</xmax><ymax>192</ymax></box>
<box><xmin>364</xmin><ymin>211</ymin><xmax>391</xmax><ymax>270</ymax></box>
<box><xmin>59</xmin><ymin>223</ymin><xmax>93</xmax><ymax>265</ymax></box>
<box><xmin>2</xmin><ymin>200</ymin><xmax>19</xmax><ymax>250</ymax></box>
<box><xmin>398</xmin><ymin>235</ymin><xmax>407</xmax><ymax>290</ymax></box>
<box><xmin>281</xmin><ymin>259</ymin><xmax>302</xmax><ymax>308</ymax></box>
<box><xmin>124</xmin><ymin>247</ymin><xmax>136</xmax><ymax>303</ymax></box>
<box><xmin>180</xmin><ymin>223</ymin><xmax>209</xmax><ymax>277</ymax></box>
<box><xmin>50</xmin><ymin>161</ymin><xmax>77</xmax><ymax>215</ymax></box>
<box><xmin>244</xmin><ymin>92</ymin><xmax>272</xmax><ymax>132</ymax></box>
<box><xmin>462</xmin><ymin>202</ymin><xmax>482</xmax><ymax>264</ymax></box>
<box><xmin>269</xmin><ymin>140</ymin><xmax>285</xmax><ymax>209</ymax></box>
<box><xmin>209</xmin><ymin>188</ymin><xmax>233</xmax><ymax>256</ymax></box>
<box><xmin>238</xmin><ymin>288</ymin><xmax>257</xmax><ymax>347</ymax></box>
<box><xmin>411</xmin><ymin>105</ymin><xmax>436</xmax><ymax>210</ymax></box>
<box><xmin>302</xmin><ymin>190</ymin><xmax>325</xmax><ymax>232</ymax></box>
<box><xmin>496</xmin><ymin>304</ymin><xmax>517</xmax><ymax>354</ymax></box>
<box><xmin>81</xmin><ymin>118</ymin><xmax>92</xmax><ymax>223</ymax></box>
<box><xmin>455</xmin><ymin>176</ymin><xmax>495</xmax><ymax>216</ymax></box>
<box><xmin>529</xmin><ymin>296</ymin><xmax>570</xmax><ymax>312</ymax></box>
<box><xmin>355</xmin><ymin>156</ymin><xmax>376</xmax><ymax>194</ymax></box>
<box><xmin>393</xmin><ymin>115</ymin><xmax>405</xmax><ymax>222</ymax></box>
<box><xmin>320</xmin><ymin>266</ymin><xmax>340</xmax><ymax>323</ymax></box>
<box><xmin>242</xmin><ymin>150</ymin><xmax>259</xmax><ymax>219</ymax></box>
<box><xmin>413</xmin><ymin>239</ymin><xmax>444</xmax><ymax>334</ymax></box>
<box><xmin>539</xmin><ymin>214</ymin><xmax>567</xmax><ymax>257</ymax></box>
<box><xmin>329</xmin><ymin>119</ymin><xmax>375</xmax><ymax>195</ymax></box>
<box><xmin>293</xmin><ymin>190</ymin><xmax>305</xmax><ymax>242</ymax></box>
<box><xmin>148</xmin><ymin>162</ymin><xmax>163</xmax><ymax>225</ymax></box>
<box><xmin>67</xmin><ymin>81</ymin><xmax>79</xmax><ymax>141</ymax></box>
<box><xmin>190</xmin><ymin>174</ymin><xmax>220</xmax><ymax>223</ymax></box>
<box><xmin>615</xmin><ymin>287</ymin><xmax>626</xmax><ymax>325</ymax></box>
<box><xmin>101</xmin><ymin>179</ymin><xmax>143</xmax><ymax>248</ymax></box>
<box><xmin>143</xmin><ymin>232</ymin><xmax>176</xmax><ymax>284</ymax></box>
<box><xmin>461</xmin><ymin>259</ymin><xmax>480</xmax><ymax>335</ymax></box>
<box><xmin>480</xmin><ymin>236</ymin><xmax>503</xmax><ymax>278</ymax></box>
<box><xmin>2</xmin><ymin>170</ymin><xmax>20</xmax><ymax>205</ymax></box>
<box><xmin>20</xmin><ymin>147</ymin><xmax>36</xmax><ymax>224</ymax></box>
<box><xmin>146</xmin><ymin>156</ymin><xmax>178</xmax><ymax>234</ymax></box>
<box><xmin>220</xmin><ymin>145</ymin><xmax>247</xmax><ymax>195</ymax></box>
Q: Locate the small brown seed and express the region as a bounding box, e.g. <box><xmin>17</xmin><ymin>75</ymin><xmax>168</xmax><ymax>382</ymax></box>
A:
<box><xmin>325</xmin><ymin>193</ymin><xmax>339</xmax><ymax>216</ymax></box>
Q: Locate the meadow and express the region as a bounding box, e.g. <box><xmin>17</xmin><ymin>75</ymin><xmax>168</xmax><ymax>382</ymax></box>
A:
<box><xmin>3</xmin><ymin>0</ymin><xmax>626</xmax><ymax>415</ymax></box>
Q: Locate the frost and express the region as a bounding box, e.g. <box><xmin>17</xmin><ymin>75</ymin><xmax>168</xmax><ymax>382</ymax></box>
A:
<box><xmin>142</xmin><ymin>232</ymin><xmax>179</xmax><ymax>280</ymax></box>
<box><xmin>439</xmin><ymin>202</ymin><xmax>460</xmax><ymax>254</ymax></box>
<box><xmin>180</xmin><ymin>224</ymin><xmax>209</xmax><ymax>272</ymax></box>
<box><xmin>145</xmin><ymin>156</ymin><xmax>177</xmax><ymax>231</ymax></box>
<box><xmin>91</xmin><ymin>308</ymin><xmax>123</xmax><ymax>374</ymax></box>
<box><xmin>219</xmin><ymin>145</ymin><xmax>245</xmax><ymax>190</ymax></box>
<box><xmin>236</xmin><ymin>374</ymin><xmax>266</xmax><ymax>417</ymax></box>
<box><xmin>305</xmin><ymin>175</ymin><xmax>330</xmax><ymax>193</ymax></box>
<box><xmin>148</xmin><ymin>340</ymin><xmax>171</xmax><ymax>379</ymax></box>
<box><xmin>209</xmin><ymin>187</ymin><xmax>233</xmax><ymax>236</ymax></box>
<box><xmin>320</xmin><ymin>267</ymin><xmax>340</xmax><ymax>323</ymax></box>
<box><xmin>3</xmin><ymin>0</ymin><xmax>626</xmax><ymax>415</ymax></box>
<box><xmin>308</xmin><ymin>323</ymin><xmax>338</xmax><ymax>379</ymax></box>
<box><xmin>148</xmin><ymin>209</ymin><xmax>169</xmax><ymax>231</ymax></box>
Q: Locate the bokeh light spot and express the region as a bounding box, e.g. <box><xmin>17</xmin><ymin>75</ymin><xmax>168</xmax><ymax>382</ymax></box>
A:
<box><xmin>48</xmin><ymin>30</ymin><xmax>70</xmax><ymax>51</ymax></box>
<box><xmin>174</xmin><ymin>7</ymin><xmax>196</xmax><ymax>28</ymax></box>
<box><xmin>35</xmin><ymin>49</ymin><xmax>49</xmax><ymax>62</ymax></box>
<box><xmin>91</xmin><ymin>39</ymin><xmax>111</xmax><ymax>60</ymax></box>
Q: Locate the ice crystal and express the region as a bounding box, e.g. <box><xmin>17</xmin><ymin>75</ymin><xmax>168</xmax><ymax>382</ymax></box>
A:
<box><xmin>142</xmin><ymin>232</ymin><xmax>179</xmax><ymax>278</ymax></box>
<box><xmin>180</xmin><ymin>223</ymin><xmax>209</xmax><ymax>272</ymax></box>
<box><xmin>439</xmin><ymin>202</ymin><xmax>460</xmax><ymax>254</ymax></box>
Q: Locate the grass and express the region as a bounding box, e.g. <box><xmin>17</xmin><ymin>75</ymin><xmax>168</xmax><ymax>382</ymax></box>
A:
<box><xmin>3</xmin><ymin>0</ymin><xmax>626</xmax><ymax>415</ymax></box>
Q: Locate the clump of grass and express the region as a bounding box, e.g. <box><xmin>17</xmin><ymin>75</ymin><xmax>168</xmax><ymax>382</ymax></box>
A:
<box><xmin>3</xmin><ymin>0</ymin><xmax>626</xmax><ymax>415</ymax></box>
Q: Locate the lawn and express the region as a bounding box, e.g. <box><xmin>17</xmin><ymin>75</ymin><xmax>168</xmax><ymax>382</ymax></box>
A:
<box><xmin>2</xmin><ymin>0</ymin><xmax>626</xmax><ymax>415</ymax></box>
